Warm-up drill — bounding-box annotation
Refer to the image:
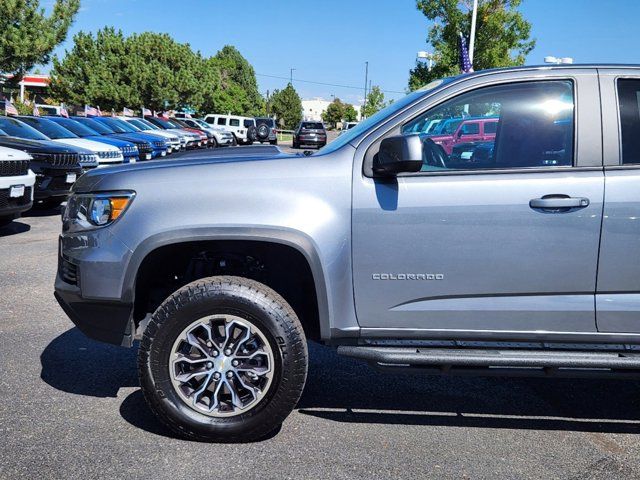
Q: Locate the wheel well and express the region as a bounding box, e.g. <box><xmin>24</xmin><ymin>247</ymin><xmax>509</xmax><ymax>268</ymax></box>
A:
<box><xmin>133</xmin><ymin>240</ymin><xmax>321</xmax><ymax>340</ymax></box>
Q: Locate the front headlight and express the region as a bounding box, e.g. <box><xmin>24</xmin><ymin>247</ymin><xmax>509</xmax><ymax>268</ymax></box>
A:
<box><xmin>63</xmin><ymin>191</ymin><xmax>135</xmax><ymax>231</ymax></box>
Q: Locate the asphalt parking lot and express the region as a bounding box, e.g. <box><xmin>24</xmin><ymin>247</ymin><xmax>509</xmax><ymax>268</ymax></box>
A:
<box><xmin>2</xmin><ymin>146</ymin><xmax>640</xmax><ymax>479</ymax></box>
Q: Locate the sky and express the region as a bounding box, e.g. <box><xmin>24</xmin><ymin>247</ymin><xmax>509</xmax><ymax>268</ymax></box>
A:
<box><xmin>45</xmin><ymin>0</ymin><xmax>640</xmax><ymax>106</ymax></box>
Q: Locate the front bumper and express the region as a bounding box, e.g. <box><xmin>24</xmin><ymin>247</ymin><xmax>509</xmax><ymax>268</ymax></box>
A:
<box><xmin>0</xmin><ymin>171</ymin><xmax>36</xmax><ymax>217</ymax></box>
<box><xmin>55</xmin><ymin>229</ymin><xmax>135</xmax><ymax>346</ymax></box>
<box><xmin>33</xmin><ymin>165</ymin><xmax>83</xmax><ymax>200</ymax></box>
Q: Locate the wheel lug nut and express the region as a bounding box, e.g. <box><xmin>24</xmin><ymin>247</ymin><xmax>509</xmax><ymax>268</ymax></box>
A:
<box><xmin>226</xmin><ymin>371</ymin><xmax>234</xmax><ymax>378</ymax></box>
<box><xmin>232</xmin><ymin>360</ymin><xmax>239</xmax><ymax>367</ymax></box>
<box><xmin>213</xmin><ymin>372</ymin><xmax>221</xmax><ymax>380</ymax></box>
<box><xmin>212</xmin><ymin>350</ymin><xmax>218</xmax><ymax>357</ymax></box>
<box><xmin>224</xmin><ymin>349</ymin><xmax>232</xmax><ymax>356</ymax></box>
<box><xmin>206</xmin><ymin>362</ymin><xmax>213</xmax><ymax>369</ymax></box>
<box><xmin>206</xmin><ymin>341</ymin><xmax>213</xmax><ymax>348</ymax></box>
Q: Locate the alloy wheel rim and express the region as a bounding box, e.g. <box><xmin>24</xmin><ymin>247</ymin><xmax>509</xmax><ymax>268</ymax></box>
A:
<box><xmin>169</xmin><ymin>314</ymin><xmax>274</xmax><ymax>417</ymax></box>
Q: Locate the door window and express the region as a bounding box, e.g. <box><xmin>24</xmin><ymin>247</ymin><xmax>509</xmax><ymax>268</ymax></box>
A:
<box><xmin>401</xmin><ymin>80</ymin><xmax>575</xmax><ymax>171</ymax></box>
<box><xmin>217</xmin><ymin>117</ymin><xmax>226</xmax><ymax>126</ymax></box>
<box><xmin>229</xmin><ymin>119</ymin><xmax>240</xmax><ymax>127</ymax></box>
<box><xmin>617</xmin><ymin>79</ymin><xmax>640</xmax><ymax>164</ymax></box>
<box><xmin>484</xmin><ymin>121</ymin><xmax>498</xmax><ymax>134</ymax></box>
<box><xmin>459</xmin><ymin>122</ymin><xmax>480</xmax><ymax>135</ymax></box>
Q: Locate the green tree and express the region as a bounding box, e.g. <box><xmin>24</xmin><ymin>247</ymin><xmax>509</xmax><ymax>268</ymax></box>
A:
<box><xmin>343</xmin><ymin>103</ymin><xmax>358</xmax><ymax>122</ymax></box>
<box><xmin>50</xmin><ymin>28</ymin><xmax>221</xmax><ymax>113</ymax></box>
<box><xmin>0</xmin><ymin>0</ymin><xmax>80</xmax><ymax>75</ymax></box>
<box><xmin>408</xmin><ymin>0</ymin><xmax>535</xmax><ymax>90</ymax></box>
<box><xmin>362</xmin><ymin>85</ymin><xmax>386</xmax><ymax>118</ymax></box>
<box><xmin>322</xmin><ymin>98</ymin><xmax>345</xmax><ymax>127</ymax></box>
<box><xmin>213</xmin><ymin>45</ymin><xmax>263</xmax><ymax>115</ymax></box>
<box><xmin>268</xmin><ymin>83</ymin><xmax>301</xmax><ymax>130</ymax></box>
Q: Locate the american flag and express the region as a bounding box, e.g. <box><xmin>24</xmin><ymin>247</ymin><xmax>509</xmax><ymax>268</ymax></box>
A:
<box><xmin>33</xmin><ymin>104</ymin><xmax>40</xmax><ymax>116</ymax></box>
<box><xmin>60</xmin><ymin>105</ymin><xmax>69</xmax><ymax>118</ymax></box>
<box><xmin>96</xmin><ymin>106</ymin><xmax>102</xmax><ymax>116</ymax></box>
<box><xmin>4</xmin><ymin>99</ymin><xmax>18</xmax><ymax>116</ymax></box>
<box><xmin>142</xmin><ymin>107</ymin><xmax>152</xmax><ymax>116</ymax></box>
<box><xmin>160</xmin><ymin>111</ymin><xmax>169</xmax><ymax>120</ymax></box>
<box><xmin>85</xmin><ymin>105</ymin><xmax>99</xmax><ymax>117</ymax></box>
<box><xmin>123</xmin><ymin>107</ymin><xmax>134</xmax><ymax>117</ymax></box>
<box><xmin>459</xmin><ymin>33</ymin><xmax>474</xmax><ymax>74</ymax></box>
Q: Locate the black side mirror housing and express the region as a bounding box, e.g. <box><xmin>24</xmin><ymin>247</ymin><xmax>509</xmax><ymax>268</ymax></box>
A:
<box><xmin>373</xmin><ymin>134</ymin><xmax>423</xmax><ymax>176</ymax></box>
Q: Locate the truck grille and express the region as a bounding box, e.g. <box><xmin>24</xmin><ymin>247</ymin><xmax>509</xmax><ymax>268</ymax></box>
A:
<box><xmin>153</xmin><ymin>140</ymin><xmax>166</xmax><ymax>148</ymax></box>
<box><xmin>51</xmin><ymin>153</ymin><xmax>79</xmax><ymax>167</ymax></box>
<box><xmin>135</xmin><ymin>142</ymin><xmax>152</xmax><ymax>153</ymax></box>
<box><xmin>0</xmin><ymin>160</ymin><xmax>30</xmax><ymax>176</ymax></box>
<box><xmin>0</xmin><ymin>187</ymin><xmax>32</xmax><ymax>209</ymax></box>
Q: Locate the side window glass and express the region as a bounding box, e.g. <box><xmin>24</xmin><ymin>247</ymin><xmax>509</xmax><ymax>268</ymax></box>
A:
<box><xmin>230</xmin><ymin>119</ymin><xmax>240</xmax><ymax>127</ymax></box>
<box><xmin>460</xmin><ymin>122</ymin><xmax>479</xmax><ymax>135</ymax></box>
<box><xmin>217</xmin><ymin>118</ymin><xmax>226</xmax><ymax>126</ymax></box>
<box><xmin>617</xmin><ymin>79</ymin><xmax>640</xmax><ymax>164</ymax></box>
<box><xmin>484</xmin><ymin>121</ymin><xmax>498</xmax><ymax>134</ymax></box>
<box><xmin>401</xmin><ymin>80</ymin><xmax>574</xmax><ymax>171</ymax></box>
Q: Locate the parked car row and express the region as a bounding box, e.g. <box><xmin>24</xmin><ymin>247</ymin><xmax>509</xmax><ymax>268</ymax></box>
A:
<box><xmin>0</xmin><ymin>114</ymin><xmax>236</xmax><ymax>226</ymax></box>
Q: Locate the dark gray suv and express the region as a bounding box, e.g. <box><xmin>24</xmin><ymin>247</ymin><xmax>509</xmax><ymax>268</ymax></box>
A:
<box><xmin>55</xmin><ymin>65</ymin><xmax>640</xmax><ymax>442</ymax></box>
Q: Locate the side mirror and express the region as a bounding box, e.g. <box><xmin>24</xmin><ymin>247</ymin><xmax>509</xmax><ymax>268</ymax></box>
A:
<box><xmin>372</xmin><ymin>135</ymin><xmax>423</xmax><ymax>176</ymax></box>
<box><xmin>456</xmin><ymin>129</ymin><xmax>464</xmax><ymax>138</ymax></box>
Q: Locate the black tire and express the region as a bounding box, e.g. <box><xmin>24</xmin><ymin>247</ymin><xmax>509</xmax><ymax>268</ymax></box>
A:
<box><xmin>210</xmin><ymin>137</ymin><xmax>218</xmax><ymax>148</ymax></box>
<box><xmin>138</xmin><ymin>276</ymin><xmax>308</xmax><ymax>442</ymax></box>
<box><xmin>270</xmin><ymin>139</ymin><xmax>278</xmax><ymax>145</ymax></box>
<box><xmin>246</xmin><ymin>126</ymin><xmax>258</xmax><ymax>144</ymax></box>
<box><xmin>292</xmin><ymin>139</ymin><xmax>298</xmax><ymax>149</ymax></box>
<box><xmin>231</xmin><ymin>135</ymin><xmax>238</xmax><ymax>146</ymax></box>
<box><xmin>256</xmin><ymin>124</ymin><xmax>270</xmax><ymax>141</ymax></box>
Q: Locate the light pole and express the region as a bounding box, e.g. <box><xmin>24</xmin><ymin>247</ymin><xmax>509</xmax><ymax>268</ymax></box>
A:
<box><xmin>417</xmin><ymin>51</ymin><xmax>435</xmax><ymax>71</ymax></box>
<box><xmin>544</xmin><ymin>56</ymin><xmax>574</xmax><ymax>64</ymax></box>
<box><xmin>469</xmin><ymin>0</ymin><xmax>478</xmax><ymax>64</ymax></box>
<box><xmin>363</xmin><ymin>61</ymin><xmax>369</xmax><ymax>119</ymax></box>
<box><xmin>290</xmin><ymin>68</ymin><xmax>296</xmax><ymax>84</ymax></box>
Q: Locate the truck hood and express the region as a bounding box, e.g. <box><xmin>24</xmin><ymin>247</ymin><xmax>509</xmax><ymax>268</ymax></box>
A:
<box><xmin>73</xmin><ymin>145</ymin><xmax>298</xmax><ymax>193</ymax></box>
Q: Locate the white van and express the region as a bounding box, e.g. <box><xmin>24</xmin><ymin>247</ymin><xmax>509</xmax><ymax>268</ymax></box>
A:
<box><xmin>203</xmin><ymin>114</ymin><xmax>256</xmax><ymax>145</ymax></box>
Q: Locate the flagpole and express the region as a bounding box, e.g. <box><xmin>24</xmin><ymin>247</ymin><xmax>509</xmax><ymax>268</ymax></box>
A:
<box><xmin>469</xmin><ymin>0</ymin><xmax>478</xmax><ymax>64</ymax></box>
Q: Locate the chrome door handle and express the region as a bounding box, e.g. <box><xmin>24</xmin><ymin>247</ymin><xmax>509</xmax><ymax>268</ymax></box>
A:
<box><xmin>529</xmin><ymin>196</ymin><xmax>590</xmax><ymax>210</ymax></box>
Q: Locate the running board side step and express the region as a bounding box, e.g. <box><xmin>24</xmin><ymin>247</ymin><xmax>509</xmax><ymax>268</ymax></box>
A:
<box><xmin>337</xmin><ymin>346</ymin><xmax>640</xmax><ymax>378</ymax></box>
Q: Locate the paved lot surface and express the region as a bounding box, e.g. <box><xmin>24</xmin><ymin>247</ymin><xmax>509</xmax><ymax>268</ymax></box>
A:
<box><xmin>2</xmin><ymin>148</ymin><xmax>640</xmax><ymax>478</ymax></box>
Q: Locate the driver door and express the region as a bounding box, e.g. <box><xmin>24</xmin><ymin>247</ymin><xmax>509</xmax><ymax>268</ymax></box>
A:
<box><xmin>352</xmin><ymin>74</ymin><xmax>604</xmax><ymax>335</ymax></box>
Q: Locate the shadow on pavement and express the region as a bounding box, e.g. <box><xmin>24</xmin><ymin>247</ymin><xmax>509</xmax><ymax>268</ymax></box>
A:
<box><xmin>41</xmin><ymin>328</ymin><xmax>640</xmax><ymax>438</ymax></box>
<box><xmin>23</xmin><ymin>204</ymin><xmax>62</xmax><ymax>217</ymax></box>
<box><xmin>0</xmin><ymin>221</ymin><xmax>31</xmax><ymax>237</ymax></box>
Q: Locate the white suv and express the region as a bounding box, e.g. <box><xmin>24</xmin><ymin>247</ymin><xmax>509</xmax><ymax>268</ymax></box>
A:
<box><xmin>179</xmin><ymin>118</ymin><xmax>235</xmax><ymax>147</ymax></box>
<box><xmin>0</xmin><ymin>146</ymin><xmax>36</xmax><ymax>226</ymax></box>
<box><xmin>203</xmin><ymin>114</ymin><xmax>256</xmax><ymax>145</ymax></box>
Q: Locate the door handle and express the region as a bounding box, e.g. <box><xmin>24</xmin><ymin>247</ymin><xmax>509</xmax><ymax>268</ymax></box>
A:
<box><xmin>529</xmin><ymin>196</ymin><xmax>590</xmax><ymax>210</ymax></box>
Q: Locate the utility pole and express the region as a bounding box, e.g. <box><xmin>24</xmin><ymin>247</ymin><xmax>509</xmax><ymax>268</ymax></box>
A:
<box><xmin>290</xmin><ymin>68</ymin><xmax>296</xmax><ymax>85</ymax></box>
<box><xmin>363</xmin><ymin>61</ymin><xmax>369</xmax><ymax>119</ymax></box>
<box><xmin>469</xmin><ymin>0</ymin><xmax>478</xmax><ymax>64</ymax></box>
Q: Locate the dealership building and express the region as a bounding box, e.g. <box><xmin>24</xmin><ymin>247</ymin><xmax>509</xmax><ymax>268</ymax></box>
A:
<box><xmin>302</xmin><ymin>97</ymin><xmax>361</xmax><ymax>122</ymax></box>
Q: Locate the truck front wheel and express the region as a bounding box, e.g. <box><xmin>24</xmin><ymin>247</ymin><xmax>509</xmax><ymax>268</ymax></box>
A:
<box><xmin>138</xmin><ymin>276</ymin><xmax>308</xmax><ymax>442</ymax></box>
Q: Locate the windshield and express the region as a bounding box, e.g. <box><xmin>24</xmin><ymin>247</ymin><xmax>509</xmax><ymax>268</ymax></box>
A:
<box><xmin>146</xmin><ymin>117</ymin><xmax>174</xmax><ymax>129</ymax></box>
<box><xmin>0</xmin><ymin>117</ymin><xmax>50</xmax><ymax>140</ymax></box>
<box><xmin>95</xmin><ymin>117</ymin><xmax>130</xmax><ymax>133</ymax></box>
<box><xmin>73</xmin><ymin>117</ymin><xmax>115</xmax><ymax>134</ymax></box>
<box><xmin>193</xmin><ymin>119</ymin><xmax>211</xmax><ymax>129</ymax></box>
<box><xmin>317</xmin><ymin>88</ymin><xmax>431</xmax><ymax>155</ymax></box>
<box><xmin>19</xmin><ymin>117</ymin><xmax>78</xmax><ymax>139</ymax></box>
<box><xmin>125</xmin><ymin>119</ymin><xmax>149</xmax><ymax>130</ymax></box>
<box><xmin>47</xmin><ymin>117</ymin><xmax>99</xmax><ymax>137</ymax></box>
<box><xmin>139</xmin><ymin>118</ymin><xmax>161</xmax><ymax>130</ymax></box>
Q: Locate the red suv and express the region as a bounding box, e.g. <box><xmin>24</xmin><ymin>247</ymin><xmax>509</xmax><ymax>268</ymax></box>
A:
<box><xmin>428</xmin><ymin>117</ymin><xmax>498</xmax><ymax>155</ymax></box>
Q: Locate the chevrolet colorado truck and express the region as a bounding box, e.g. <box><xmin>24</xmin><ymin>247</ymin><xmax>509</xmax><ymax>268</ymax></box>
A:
<box><xmin>55</xmin><ymin>65</ymin><xmax>640</xmax><ymax>442</ymax></box>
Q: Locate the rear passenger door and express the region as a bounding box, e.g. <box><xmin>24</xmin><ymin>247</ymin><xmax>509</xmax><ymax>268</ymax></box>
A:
<box><xmin>596</xmin><ymin>71</ymin><xmax>640</xmax><ymax>333</ymax></box>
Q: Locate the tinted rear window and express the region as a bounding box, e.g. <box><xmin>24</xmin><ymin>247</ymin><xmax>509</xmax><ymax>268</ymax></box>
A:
<box><xmin>484</xmin><ymin>121</ymin><xmax>498</xmax><ymax>134</ymax></box>
<box><xmin>229</xmin><ymin>119</ymin><xmax>240</xmax><ymax>127</ymax></box>
<box><xmin>256</xmin><ymin>118</ymin><xmax>275</xmax><ymax>127</ymax></box>
<box><xmin>302</xmin><ymin>122</ymin><xmax>324</xmax><ymax>129</ymax></box>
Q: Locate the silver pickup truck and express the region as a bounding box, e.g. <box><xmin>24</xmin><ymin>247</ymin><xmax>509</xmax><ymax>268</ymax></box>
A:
<box><xmin>55</xmin><ymin>65</ymin><xmax>640</xmax><ymax>442</ymax></box>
